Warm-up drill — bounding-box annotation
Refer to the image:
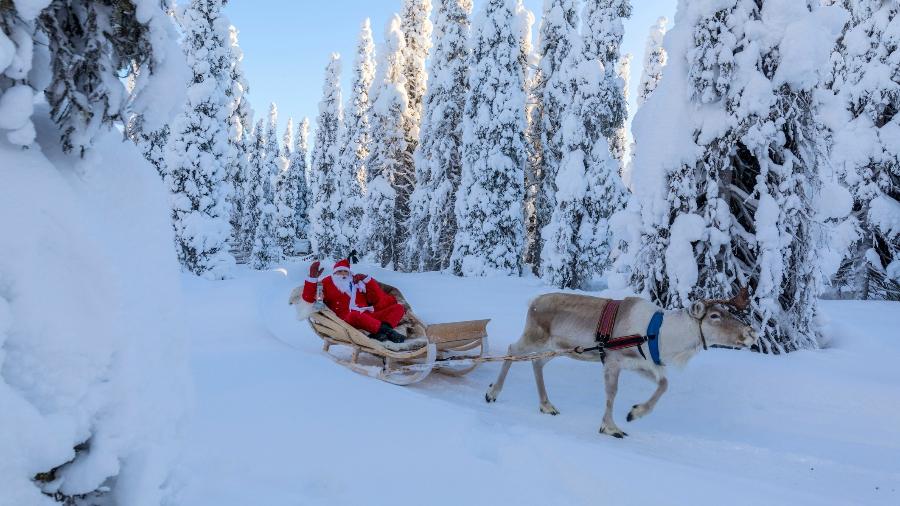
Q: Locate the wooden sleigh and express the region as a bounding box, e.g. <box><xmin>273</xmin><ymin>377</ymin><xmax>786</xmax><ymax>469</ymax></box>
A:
<box><xmin>306</xmin><ymin>284</ymin><xmax>489</xmax><ymax>385</ymax></box>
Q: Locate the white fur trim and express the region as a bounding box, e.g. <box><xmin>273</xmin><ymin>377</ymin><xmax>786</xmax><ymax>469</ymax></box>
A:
<box><xmin>305</xmin><ymin>277</ymin><xmax>319</xmax><ymax>283</ymax></box>
<box><xmin>333</xmin><ymin>266</ymin><xmax>351</xmax><ymax>273</ymax></box>
<box><xmin>347</xmin><ymin>282</ymin><xmax>374</xmax><ymax>313</ymax></box>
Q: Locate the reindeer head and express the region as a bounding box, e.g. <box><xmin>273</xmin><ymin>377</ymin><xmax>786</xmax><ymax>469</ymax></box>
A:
<box><xmin>688</xmin><ymin>286</ymin><xmax>758</xmax><ymax>349</ymax></box>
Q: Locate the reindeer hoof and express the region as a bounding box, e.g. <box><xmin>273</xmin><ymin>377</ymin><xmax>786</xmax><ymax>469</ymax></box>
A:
<box><xmin>600</xmin><ymin>426</ymin><xmax>627</xmax><ymax>438</ymax></box>
<box><xmin>540</xmin><ymin>403</ymin><xmax>560</xmax><ymax>416</ymax></box>
<box><xmin>485</xmin><ymin>393</ymin><xmax>495</xmax><ymax>403</ymax></box>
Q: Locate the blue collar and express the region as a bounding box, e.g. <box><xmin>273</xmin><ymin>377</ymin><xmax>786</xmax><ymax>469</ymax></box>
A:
<box><xmin>646</xmin><ymin>312</ymin><xmax>664</xmax><ymax>366</ymax></box>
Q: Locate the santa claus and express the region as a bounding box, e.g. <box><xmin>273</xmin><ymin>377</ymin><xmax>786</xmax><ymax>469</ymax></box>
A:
<box><xmin>299</xmin><ymin>258</ymin><xmax>407</xmax><ymax>343</ymax></box>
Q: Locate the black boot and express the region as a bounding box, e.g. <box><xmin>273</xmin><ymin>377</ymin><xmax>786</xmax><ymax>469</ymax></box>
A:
<box><xmin>378</xmin><ymin>322</ymin><xmax>406</xmax><ymax>343</ymax></box>
<box><xmin>368</xmin><ymin>327</ymin><xmax>388</xmax><ymax>342</ymax></box>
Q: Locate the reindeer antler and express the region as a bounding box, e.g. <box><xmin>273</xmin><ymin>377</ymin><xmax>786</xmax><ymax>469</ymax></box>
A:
<box><xmin>705</xmin><ymin>285</ymin><xmax>750</xmax><ymax>311</ymax></box>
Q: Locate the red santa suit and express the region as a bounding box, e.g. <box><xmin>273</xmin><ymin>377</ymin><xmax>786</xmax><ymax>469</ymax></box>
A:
<box><xmin>301</xmin><ymin>259</ymin><xmax>406</xmax><ymax>334</ymax></box>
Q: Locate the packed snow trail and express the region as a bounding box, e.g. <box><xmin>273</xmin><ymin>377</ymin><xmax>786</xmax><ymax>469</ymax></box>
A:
<box><xmin>181</xmin><ymin>263</ymin><xmax>900</xmax><ymax>505</ymax></box>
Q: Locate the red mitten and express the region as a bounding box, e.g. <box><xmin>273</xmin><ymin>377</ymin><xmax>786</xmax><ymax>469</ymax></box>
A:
<box><xmin>353</xmin><ymin>273</ymin><xmax>367</xmax><ymax>284</ymax></box>
<box><xmin>309</xmin><ymin>261</ymin><xmax>323</xmax><ymax>278</ymax></box>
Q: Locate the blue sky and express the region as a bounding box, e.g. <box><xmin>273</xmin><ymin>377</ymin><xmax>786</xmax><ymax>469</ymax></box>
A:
<box><xmin>224</xmin><ymin>0</ymin><xmax>677</xmax><ymax>136</ymax></box>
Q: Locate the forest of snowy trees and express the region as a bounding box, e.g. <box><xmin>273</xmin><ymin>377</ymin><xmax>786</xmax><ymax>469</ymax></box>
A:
<box><xmin>1</xmin><ymin>0</ymin><xmax>899</xmax><ymax>503</ymax></box>
<box><xmin>87</xmin><ymin>0</ymin><xmax>900</xmax><ymax>350</ymax></box>
<box><xmin>3</xmin><ymin>0</ymin><xmax>897</xmax><ymax>355</ymax></box>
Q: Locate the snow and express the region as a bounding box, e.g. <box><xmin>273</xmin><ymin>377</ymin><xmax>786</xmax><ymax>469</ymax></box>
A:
<box><xmin>1</xmin><ymin>108</ymin><xmax>187</xmax><ymax>505</ymax></box>
<box><xmin>11</xmin><ymin>0</ymin><xmax>52</xmax><ymax>21</ymax></box>
<box><xmin>0</xmin><ymin>29</ymin><xmax>14</xmax><ymax>73</ymax></box>
<box><xmin>770</xmin><ymin>3</ymin><xmax>849</xmax><ymax>89</ymax></box>
<box><xmin>178</xmin><ymin>261</ymin><xmax>900</xmax><ymax>505</ymax></box>
<box><xmin>664</xmin><ymin>213</ymin><xmax>705</xmax><ymax>303</ymax></box>
<box><xmin>0</xmin><ymin>85</ymin><xmax>34</xmax><ymax>143</ymax></box>
<box><xmin>870</xmin><ymin>195</ymin><xmax>900</xmax><ymax>239</ymax></box>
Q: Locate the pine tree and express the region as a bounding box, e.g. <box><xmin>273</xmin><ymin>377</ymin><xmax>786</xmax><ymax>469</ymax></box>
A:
<box><xmin>451</xmin><ymin>0</ymin><xmax>532</xmax><ymax>276</ymax></box>
<box><xmin>250</xmin><ymin>103</ymin><xmax>284</xmax><ymax>268</ymax></box>
<box><xmin>523</xmin><ymin>49</ymin><xmax>545</xmax><ymax>272</ymax></box>
<box><xmin>582</xmin><ymin>0</ymin><xmax>631</xmax><ymax>165</ymax></box>
<box><xmin>629</xmin><ymin>0</ymin><xmax>843</xmax><ymax>352</ymax></box>
<box><xmin>407</xmin><ymin>0</ymin><xmax>473</xmax><ymax>271</ymax></box>
<box><xmin>275</xmin><ymin>117</ymin><xmax>298</xmax><ymax>255</ymax></box>
<box><xmin>539</xmin><ymin>11</ymin><xmax>625</xmax><ymax>289</ymax></box>
<box><xmin>29</xmin><ymin>0</ymin><xmax>182</xmax><ymax>155</ymax></box>
<box><xmin>293</xmin><ymin>118</ymin><xmax>312</xmax><ymax>242</ymax></box>
<box><xmin>164</xmin><ymin>0</ymin><xmax>235</xmax><ymax>279</ymax></box>
<box><xmin>129</xmin><ymin>120</ymin><xmax>170</xmax><ymax>179</ymax></box>
<box><xmin>250</xmin><ymin>166</ymin><xmax>281</xmax><ymax>269</ymax></box>
<box><xmin>309</xmin><ymin>54</ymin><xmax>347</xmax><ymax>259</ymax></box>
<box><xmin>241</xmin><ymin>117</ymin><xmax>266</xmax><ymax>254</ymax></box>
<box><xmin>337</xmin><ymin>19</ymin><xmax>375</xmax><ymax>252</ymax></box>
<box><xmin>362</xmin><ymin>15</ymin><xmax>412</xmax><ymax>268</ymax></box>
<box><xmin>392</xmin><ymin>0</ymin><xmax>433</xmax><ymax>271</ymax></box>
<box><xmin>225</xmin><ymin>23</ymin><xmax>253</xmax><ymax>251</ymax></box>
<box><xmin>531</xmin><ymin>0</ymin><xmax>580</xmax><ymax>275</ymax></box>
<box><xmin>637</xmin><ymin>16</ymin><xmax>668</xmax><ymax>107</ymax></box>
<box><xmin>610</xmin><ymin>53</ymin><xmax>632</xmax><ymax>168</ymax></box>
<box><xmin>827</xmin><ymin>0</ymin><xmax>900</xmax><ymax>300</ymax></box>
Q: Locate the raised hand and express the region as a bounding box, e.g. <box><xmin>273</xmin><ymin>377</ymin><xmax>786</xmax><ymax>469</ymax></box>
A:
<box><xmin>309</xmin><ymin>260</ymin><xmax>324</xmax><ymax>278</ymax></box>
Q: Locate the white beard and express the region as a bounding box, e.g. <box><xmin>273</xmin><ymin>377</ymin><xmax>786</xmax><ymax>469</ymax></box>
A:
<box><xmin>332</xmin><ymin>274</ymin><xmax>353</xmax><ymax>296</ymax></box>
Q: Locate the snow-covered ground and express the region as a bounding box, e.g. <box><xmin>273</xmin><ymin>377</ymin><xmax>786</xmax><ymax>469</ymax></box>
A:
<box><xmin>181</xmin><ymin>262</ymin><xmax>900</xmax><ymax>506</ymax></box>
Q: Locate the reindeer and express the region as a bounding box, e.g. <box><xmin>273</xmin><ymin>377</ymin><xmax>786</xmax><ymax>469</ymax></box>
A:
<box><xmin>484</xmin><ymin>289</ymin><xmax>757</xmax><ymax>437</ymax></box>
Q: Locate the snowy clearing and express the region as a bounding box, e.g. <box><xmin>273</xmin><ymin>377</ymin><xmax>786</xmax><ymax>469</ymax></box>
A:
<box><xmin>182</xmin><ymin>263</ymin><xmax>900</xmax><ymax>506</ymax></box>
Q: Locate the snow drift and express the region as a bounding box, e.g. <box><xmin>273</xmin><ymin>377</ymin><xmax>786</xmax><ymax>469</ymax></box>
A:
<box><xmin>0</xmin><ymin>108</ymin><xmax>189</xmax><ymax>505</ymax></box>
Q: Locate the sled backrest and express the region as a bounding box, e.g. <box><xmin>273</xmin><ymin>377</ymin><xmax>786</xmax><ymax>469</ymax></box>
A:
<box><xmin>426</xmin><ymin>319</ymin><xmax>490</xmax><ymax>345</ymax></box>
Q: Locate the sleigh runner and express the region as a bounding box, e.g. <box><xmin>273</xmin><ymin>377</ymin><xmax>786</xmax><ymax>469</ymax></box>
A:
<box><xmin>306</xmin><ymin>283</ymin><xmax>490</xmax><ymax>385</ymax></box>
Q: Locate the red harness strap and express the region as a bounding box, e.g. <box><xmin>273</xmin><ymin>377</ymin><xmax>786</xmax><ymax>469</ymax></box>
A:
<box><xmin>594</xmin><ymin>299</ymin><xmax>648</xmax><ymax>360</ymax></box>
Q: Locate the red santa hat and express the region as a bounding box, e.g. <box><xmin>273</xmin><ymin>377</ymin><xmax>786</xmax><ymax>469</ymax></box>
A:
<box><xmin>333</xmin><ymin>258</ymin><xmax>351</xmax><ymax>274</ymax></box>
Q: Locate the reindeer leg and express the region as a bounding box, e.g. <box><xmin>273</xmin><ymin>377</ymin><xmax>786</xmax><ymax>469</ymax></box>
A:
<box><xmin>532</xmin><ymin>358</ymin><xmax>560</xmax><ymax>415</ymax></box>
<box><xmin>627</xmin><ymin>368</ymin><xmax>668</xmax><ymax>423</ymax></box>
<box><xmin>487</xmin><ymin>322</ymin><xmax>547</xmax><ymax>404</ymax></box>
<box><xmin>485</xmin><ymin>358</ymin><xmax>512</xmax><ymax>403</ymax></box>
<box><xmin>599</xmin><ymin>363</ymin><xmax>627</xmax><ymax>438</ymax></box>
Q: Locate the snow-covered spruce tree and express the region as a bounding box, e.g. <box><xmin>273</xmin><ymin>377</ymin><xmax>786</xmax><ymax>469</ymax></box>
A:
<box><xmin>250</xmin><ymin>161</ymin><xmax>281</xmax><ymax>269</ymax></box>
<box><xmin>28</xmin><ymin>0</ymin><xmax>181</xmax><ymax>156</ymax></box>
<box><xmin>225</xmin><ymin>23</ymin><xmax>253</xmax><ymax>251</ymax></box>
<box><xmin>275</xmin><ymin>117</ymin><xmax>298</xmax><ymax>255</ymax></box>
<box><xmin>451</xmin><ymin>0</ymin><xmax>532</xmax><ymax>276</ymax></box>
<box><xmin>638</xmin><ymin>16</ymin><xmax>668</xmax><ymax>107</ymax></box>
<box><xmin>392</xmin><ymin>0</ymin><xmax>433</xmax><ymax>271</ymax></box>
<box><xmin>401</xmin><ymin>0</ymin><xmax>433</xmax><ymax>130</ymax></box>
<box><xmin>363</xmin><ymin>15</ymin><xmax>412</xmax><ymax>268</ymax></box>
<box><xmin>250</xmin><ymin>103</ymin><xmax>284</xmax><ymax>268</ymax></box>
<box><xmin>826</xmin><ymin>0</ymin><xmax>900</xmax><ymax>300</ymax></box>
<box><xmin>309</xmin><ymin>54</ymin><xmax>347</xmax><ymax>259</ymax></box>
<box><xmin>407</xmin><ymin>0</ymin><xmax>473</xmax><ymax>271</ymax></box>
<box><xmin>165</xmin><ymin>0</ymin><xmax>235</xmax><ymax>279</ymax></box>
<box><xmin>126</xmin><ymin>63</ymin><xmax>169</xmax><ymax>179</ymax></box>
<box><xmin>582</xmin><ymin>0</ymin><xmax>632</xmax><ymax>71</ymax></box>
<box><xmin>629</xmin><ymin>0</ymin><xmax>846</xmax><ymax>352</ymax></box>
<box><xmin>337</xmin><ymin>19</ymin><xmax>375</xmax><ymax>252</ymax></box>
<box><xmin>129</xmin><ymin>120</ymin><xmax>170</xmax><ymax>179</ymax></box>
<box><xmin>241</xmin><ymin>117</ymin><xmax>266</xmax><ymax>254</ymax></box>
<box><xmin>582</xmin><ymin>0</ymin><xmax>631</xmax><ymax>167</ymax></box>
<box><xmin>523</xmin><ymin>48</ymin><xmax>545</xmax><ymax>272</ymax></box>
<box><xmin>610</xmin><ymin>52</ymin><xmax>632</xmax><ymax>170</ymax></box>
<box><xmin>540</xmin><ymin>21</ymin><xmax>626</xmax><ymax>289</ymax></box>
<box><xmin>530</xmin><ymin>0</ymin><xmax>580</xmax><ymax>275</ymax></box>
<box><xmin>292</xmin><ymin>118</ymin><xmax>312</xmax><ymax>241</ymax></box>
